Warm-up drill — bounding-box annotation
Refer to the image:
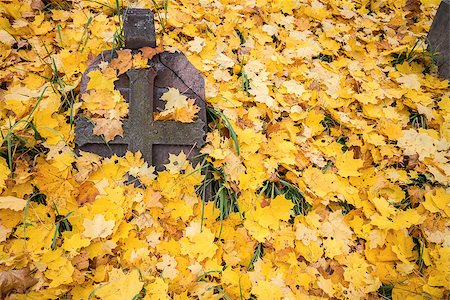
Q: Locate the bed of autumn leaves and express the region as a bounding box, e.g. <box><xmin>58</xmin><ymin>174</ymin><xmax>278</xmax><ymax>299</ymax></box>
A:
<box><xmin>0</xmin><ymin>0</ymin><xmax>449</xmax><ymax>299</ymax></box>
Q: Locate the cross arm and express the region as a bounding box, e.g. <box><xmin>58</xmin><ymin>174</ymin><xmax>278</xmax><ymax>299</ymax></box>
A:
<box><xmin>74</xmin><ymin>117</ymin><xmax>130</xmax><ymax>146</ymax></box>
<box><xmin>149</xmin><ymin>120</ymin><xmax>205</xmax><ymax>147</ymax></box>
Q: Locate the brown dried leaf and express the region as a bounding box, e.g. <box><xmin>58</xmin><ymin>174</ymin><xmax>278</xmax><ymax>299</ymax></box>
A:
<box><xmin>408</xmin><ymin>186</ymin><xmax>425</xmax><ymax>207</ymax></box>
<box><xmin>30</xmin><ymin>0</ymin><xmax>44</xmax><ymax>10</ymax></box>
<box><xmin>405</xmin><ymin>154</ymin><xmax>420</xmax><ymax>170</ymax></box>
<box><xmin>405</xmin><ymin>0</ymin><xmax>421</xmax><ymax>13</ymax></box>
<box><xmin>0</xmin><ymin>268</ymin><xmax>37</xmax><ymax>296</ymax></box>
<box><xmin>72</xmin><ymin>250</ymin><xmax>89</xmax><ymax>271</ymax></box>
<box><xmin>72</xmin><ymin>268</ymin><xmax>86</xmax><ymax>284</ymax></box>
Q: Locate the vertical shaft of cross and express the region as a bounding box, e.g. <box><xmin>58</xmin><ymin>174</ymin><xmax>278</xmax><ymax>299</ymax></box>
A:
<box><xmin>127</xmin><ymin>68</ymin><xmax>157</xmax><ymax>164</ymax></box>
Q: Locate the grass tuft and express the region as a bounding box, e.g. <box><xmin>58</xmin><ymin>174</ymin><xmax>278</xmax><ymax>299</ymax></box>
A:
<box><xmin>377</xmin><ymin>283</ymin><xmax>394</xmax><ymax>300</ymax></box>
<box><xmin>40</xmin><ymin>40</ymin><xmax>78</xmax><ymax>128</ymax></box>
<box><xmin>320</xmin><ymin>115</ymin><xmax>336</xmax><ymax>134</ymax></box>
<box><xmin>151</xmin><ymin>0</ymin><xmax>169</xmax><ymax>34</ymax></box>
<box><xmin>409</xmin><ymin>111</ymin><xmax>427</xmax><ymax>129</ymax></box>
<box><xmin>207</xmin><ymin>107</ymin><xmax>240</xmax><ymax>156</ymax></box>
<box><xmin>196</xmin><ymin>269</ymin><xmax>231</xmax><ymax>299</ymax></box>
<box><xmin>0</xmin><ymin>88</ymin><xmax>48</xmax><ymax>172</ymax></box>
<box><xmin>391</xmin><ymin>38</ymin><xmax>439</xmax><ymax>73</ymax></box>
<box><xmin>336</xmin><ymin>135</ymin><xmax>348</xmax><ymax>152</ymax></box>
<box><xmin>241</xmin><ymin>71</ymin><xmax>250</xmax><ymax>94</ymax></box>
<box><xmin>322</xmin><ymin>160</ymin><xmax>333</xmax><ymax>174</ymax></box>
<box><xmin>78</xmin><ymin>16</ymin><xmax>93</xmax><ymax>53</ymax></box>
<box><xmin>50</xmin><ymin>202</ymin><xmax>73</xmax><ymax>250</ymax></box>
<box><xmin>196</xmin><ymin>269</ymin><xmax>223</xmax><ymax>282</ymax></box>
<box><xmin>86</xmin><ymin>0</ymin><xmax>124</xmax><ymax>49</ymax></box>
<box><xmin>43</xmin><ymin>0</ymin><xmax>72</xmax><ymax>11</ymax></box>
<box><xmin>258</xmin><ymin>179</ymin><xmax>310</xmax><ymax>218</ymax></box>
<box><xmin>314</xmin><ymin>53</ymin><xmax>334</xmax><ymax>63</ymax></box>
<box><xmin>197</xmin><ymin>160</ymin><xmax>242</xmax><ymax>238</ymax></box>
<box><xmin>247</xmin><ymin>243</ymin><xmax>263</xmax><ymax>271</ymax></box>
<box><xmin>338</xmin><ymin>201</ymin><xmax>355</xmax><ymax>215</ymax></box>
<box><xmin>413</xmin><ymin>236</ymin><xmax>425</xmax><ymax>274</ymax></box>
<box><xmin>409</xmin><ymin>173</ymin><xmax>430</xmax><ymax>188</ymax></box>
<box><xmin>235</xmin><ymin>29</ymin><xmax>246</xmax><ymax>46</ymax></box>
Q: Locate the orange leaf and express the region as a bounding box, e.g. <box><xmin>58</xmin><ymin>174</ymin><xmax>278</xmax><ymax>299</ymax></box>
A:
<box><xmin>140</xmin><ymin>37</ymin><xmax>164</xmax><ymax>59</ymax></box>
<box><xmin>109</xmin><ymin>49</ymin><xmax>132</xmax><ymax>75</ymax></box>
<box><xmin>77</xmin><ymin>181</ymin><xmax>99</xmax><ymax>205</ymax></box>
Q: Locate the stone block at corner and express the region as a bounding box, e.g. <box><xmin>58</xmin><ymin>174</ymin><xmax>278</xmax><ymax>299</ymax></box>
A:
<box><xmin>427</xmin><ymin>0</ymin><xmax>450</xmax><ymax>80</ymax></box>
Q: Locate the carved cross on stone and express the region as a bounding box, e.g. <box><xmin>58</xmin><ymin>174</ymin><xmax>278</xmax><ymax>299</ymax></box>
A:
<box><xmin>75</xmin><ymin>8</ymin><xmax>207</xmax><ymax>170</ymax></box>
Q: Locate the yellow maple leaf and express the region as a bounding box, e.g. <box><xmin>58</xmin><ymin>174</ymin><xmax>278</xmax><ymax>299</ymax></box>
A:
<box><xmin>317</xmin><ymin>276</ymin><xmax>335</xmax><ymax>298</ymax></box>
<box><xmin>94</xmin><ymin>269</ymin><xmax>144</xmax><ymax>300</ymax></box>
<box><xmin>86</xmin><ymin>69</ymin><xmax>117</xmax><ymax>91</ymax></box>
<box><xmin>342</xmin><ymin>253</ymin><xmax>381</xmax><ymax>294</ymax></box>
<box><xmin>282</xmin><ymin>79</ymin><xmax>306</xmax><ymax>97</ymax></box>
<box><xmin>174</xmin><ymin>99</ymin><xmax>200</xmax><ymax>122</ymax></box>
<box><xmin>370</xmin><ymin>197</ymin><xmax>397</xmax><ymax>217</ymax></box>
<box><xmin>62</xmin><ymin>232</ymin><xmax>91</xmax><ymax>254</ymax></box>
<box><xmin>303</xmin><ymin>110</ymin><xmax>325</xmax><ymax>136</ymax></box>
<box><xmin>0</xmin><ymin>196</ymin><xmax>27</xmax><ymax>211</ymax></box>
<box><xmin>180</xmin><ymin>222</ymin><xmax>218</xmax><ymax>261</ymax></box>
<box><xmin>397</xmin><ymin>129</ymin><xmax>448</xmax><ymax>161</ymax></box>
<box><xmin>335</xmin><ymin>150</ymin><xmax>364</xmax><ymax>177</ymax></box>
<box><xmin>244</xmin><ymin>196</ymin><xmax>294</xmax><ymax>241</ymax></box>
<box><xmin>251</xmin><ymin>280</ymin><xmax>283</xmax><ymax>300</ymax></box>
<box><xmin>423</xmin><ymin>188</ymin><xmax>450</xmax><ymax>217</ymax></box>
<box><xmin>145</xmin><ymin>277</ymin><xmax>170</xmax><ymax>300</ymax></box>
<box><xmin>81</xmin><ymin>89</ymin><xmax>120</xmax><ymax>112</ymax></box>
<box><xmin>167</xmin><ymin>198</ymin><xmax>194</xmax><ymax>221</ymax></box>
<box><xmin>92</xmin><ymin>118</ymin><xmax>124</xmax><ymax>142</ymax></box>
<box><xmin>396</xmin><ymin>73</ymin><xmax>421</xmax><ymax>90</ymax></box>
<box><xmin>244</xmin><ymin>210</ymin><xmax>271</xmax><ymax>242</ymax></box>
<box><xmin>45</xmin><ymin>259</ymin><xmax>75</xmax><ymax>288</ymax></box>
<box><xmin>371</xmin><ymin>209</ymin><xmax>426</xmax><ymax>230</ymax></box>
<box><xmin>82</xmin><ymin>214</ymin><xmax>115</xmax><ymax>239</ymax></box>
<box><xmin>0</xmin><ymin>224</ymin><xmax>11</xmax><ymax>242</ymax></box>
<box><xmin>155</xmin><ymin>88</ymin><xmax>200</xmax><ymax>122</ymax></box>
<box><xmin>188</xmin><ymin>36</ymin><xmax>205</xmax><ymax>53</ymax></box>
<box><xmin>0</xmin><ymin>158</ymin><xmax>10</xmax><ymax>190</ymax></box>
<box><xmin>131</xmin><ymin>53</ymin><xmax>149</xmax><ymax>69</ymax></box>
<box><xmin>295</xmin><ymin>240</ymin><xmax>323</xmax><ymax>263</ymax></box>
<box><xmin>41</xmin><ymin>249</ymin><xmax>75</xmax><ymax>288</ymax></box>
<box><xmin>164</xmin><ymin>151</ymin><xmax>189</xmax><ymax>174</ymax></box>
<box><xmin>160</xmin><ymin>87</ymin><xmax>188</xmax><ymax>110</ymax></box>
<box><xmin>156</xmin><ymin>254</ymin><xmax>179</xmax><ymax>280</ymax></box>
<box><xmin>321</xmin><ymin>211</ymin><xmax>353</xmax><ymax>258</ymax></box>
<box><xmin>270</xmin><ymin>195</ymin><xmax>294</xmax><ymax>221</ymax></box>
<box><xmin>0</xmin><ymin>29</ymin><xmax>15</xmax><ymax>45</ymax></box>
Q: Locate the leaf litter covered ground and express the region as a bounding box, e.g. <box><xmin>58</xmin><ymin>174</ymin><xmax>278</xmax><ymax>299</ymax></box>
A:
<box><xmin>0</xmin><ymin>0</ymin><xmax>449</xmax><ymax>299</ymax></box>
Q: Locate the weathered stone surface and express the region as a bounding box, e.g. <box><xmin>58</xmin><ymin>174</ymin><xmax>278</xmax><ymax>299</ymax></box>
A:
<box><xmin>427</xmin><ymin>0</ymin><xmax>450</xmax><ymax>79</ymax></box>
<box><xmin>123</xmin><ymin>8</ymin><xmax>156</xmax><ymax>49</ymax></box>
<box><xmin>75</xmin><ymin>8</ymin><xmax>207</xmax><ymax>170</ymax></box>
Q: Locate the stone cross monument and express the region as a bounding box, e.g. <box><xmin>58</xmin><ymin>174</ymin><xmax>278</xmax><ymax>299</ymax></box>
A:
<box><xmin>75</xmin><ymin>8</ymin><xmax>207</xmax><ymax>170</ymax></box>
